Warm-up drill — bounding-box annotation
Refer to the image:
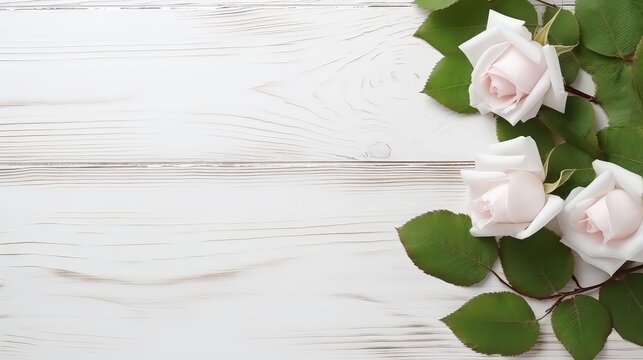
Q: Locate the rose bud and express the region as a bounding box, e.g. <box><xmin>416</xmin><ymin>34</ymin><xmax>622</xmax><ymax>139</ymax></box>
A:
<box><xmin>461</xmin><ymin>136</ymin><xmax>564</xmax><ymax>239</ymax></box>
<box><xmin>560</xmin><ymin>160</ymin><xmax>643</xmax><ymax>277</ymax></box>
<box><xmin>459</xmin><ymin>11</ymin><xmax>567</xmax><ymax>125</ymax></box>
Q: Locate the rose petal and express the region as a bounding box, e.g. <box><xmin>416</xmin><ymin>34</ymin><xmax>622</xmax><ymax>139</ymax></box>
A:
<box><xmin>467</xmin><ymin>84</ymin><xmax>490</xmax><ymax>114</ymax></box>
<box><xmin>585</xmin><ymin>196</ymin><xmax>611</xmax><ymax>240</ymax></box>
<box><xmin>473</xmin><ymin>178</ymin><xmax>512</xmax><ymax>227</ymax></box>
<box><xmin>572</xmin><ymin>252</ymin><xmax>612</xmax><ymax>287</ymax></box>
<box><xmin>604</xmin><ymin>189</ymin><xmax>643</xmax><ymax>241</ymax></box>
<box><xmin>476</xmin><ymin>155</ymin><xmax>528</xmax><ymax>171</ymax></box>
<box><xmin>486</xmin><ymin>10</ymin><xmax>527</xmax><ymax>35</ymax></box>
<box><xmin>468</xmin><ymin>42</ymin><xmax>512</xmax><ymax>111</ymax></box>
<box><xmin>477</xmin><ymin>74</ymin><xmax>521</xmax><ymax>112</ymax></box>
<box><xmin>541</xmin><ymin>44</ymin><xmax>567</xmax><ymax>113</ymax></box>
<box><xmin>560</xmin><ymin>168</ymin><xmax>643</xmax><ymax>274</ymax></box>
<box><xmin>460</xmin><ymin>25</ymin><xmax>541</xmax><ymax>68</ymax></box>
<box><xmin>505</xmin><ymin>171</ymin><xmax>547</xmax><ymax>223</ymax></box>
<box><xmin>461</xmin><ymin>170</ymin><xmax>508</xmax><ymax>226</ymax></box>
<box><xmin>561</xmin><ymin>173</ymin><xmax>615</xmax><ymax>244</ymax></box>
<box><xmin>470</xmin><ymin>222</ymin><xmax>529</xmax><ymax>237</ymax></box>
<box><xmin>566</xmin><ymin>186</ymin><xmax>585</xmax><ymax>203</ymax></box>
<box><xmin>475</xmin><ymin>136</ymin><xmax>544</xmax><ymax>179</ymax></box>
<box><xmin>512</xmin><ymin>194</ymin><xmax>564</xmax><ymax>239</ymax></box>
<box><xmin>569</xmin><ymin>197</ymin><xmax>603</xmax><ymax>236</ymax></box>
<box><xmin>633</xmin><ymin>251</ymin><xmax>643</xmax><ymax>262</ymax></box>
<box><xmin>461</xmin><ymin>170</ymin><xmax>507</xmax><ymax>196</ymax></box>
<box><xmin>500</xmin><ymin>72</ymin><xmax>549</xmax><ymax>124</ymax></box>
<box><xmin>575</xmin><ymin>248</ymin><xmax>628</xmax><ymax>276</ymax></box>
<box><xmin>488</xmin><ymin>47</ymin><xmax>546</xmax><ymax>94</ymax></box>
<box><xmin>563</xmin><ymin>172</ymin><xmax>616</xmax><ymax>215</ymax></box>
<box><xmin>593</xmin><ymin>160</ymin><xmax>643</xmax><ymax>203</ymax></box>
<box><xmin>489</xmin><ymin>74</ymin><xmax>517</xmax><ymax>97</ymax></box>
<box><xmin>591</xmin><ymin>221</ymin><xmax>643</xmax><ymax>261</ymax></box>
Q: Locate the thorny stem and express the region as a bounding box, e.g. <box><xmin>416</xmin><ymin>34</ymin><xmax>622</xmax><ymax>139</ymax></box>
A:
<box><xmin>491</xmin><ymin>264</ymin><xmax>643</xmax><ymax>321</ymax></box>
<box><xmin>565</xmin><ymin>85</ymin><xmax>601</xmax><ymax>105</ymax></box>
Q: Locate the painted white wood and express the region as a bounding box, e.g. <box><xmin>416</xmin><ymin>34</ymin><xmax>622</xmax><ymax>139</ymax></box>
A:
<box><xmin>3</xmin><ymin>1</ymin><xmax>639</xmax><ymax>359</ymax></box>
<box><xmin>0</xmin><ymin>0</ymin><xmax>576</xmax><ymax>8</ymax></box>
<box><xmin>0</xmin><ymin>163</ymin><xmax>639</xmax><ymax>360</ymax></box>
<box><xmin>0</xmin><ymin>2</ymin><xmax>575</xmax><ymax>163</ymax></box>
<box><xmin>0</xmin><ymin>6</ymin><xmax>501</xmax><ymax>163</ymax></box>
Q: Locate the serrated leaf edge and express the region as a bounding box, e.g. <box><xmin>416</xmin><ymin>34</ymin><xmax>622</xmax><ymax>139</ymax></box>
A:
<box><xmin>414</xmin><ymin>0</ymin><xmax>460</xmax><ymax>11</ymax></box>
<box><xmin>441</xmin><ymin>291</ymin><xmax>539</xmax><ymax>356</ymax></box>
<box><xmin>552</xmin><ymin>295</ymin><xmax>613</xmax><ymax>360</ymax></box>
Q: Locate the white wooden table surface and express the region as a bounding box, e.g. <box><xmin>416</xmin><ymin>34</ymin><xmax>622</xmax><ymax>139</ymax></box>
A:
<box><xmin>1</xmin><ymin>0</ymin><xmax>640</xmax><ymax>359</ymax></box>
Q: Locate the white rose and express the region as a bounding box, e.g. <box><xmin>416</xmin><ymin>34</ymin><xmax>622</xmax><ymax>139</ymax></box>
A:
<box><xmin>559</xmin><ymin>160</ymin><xmax>643</xmax><ymax>277</ymax></box>
<box><xmin>461</xmin><ymin>136</ymin><xmax>564</xmax><ymax>239</ymax></box>
<box><xmin>459</xmin><ymin>11</ymin><xmax>567</xmax><ymax>125</ymax></box>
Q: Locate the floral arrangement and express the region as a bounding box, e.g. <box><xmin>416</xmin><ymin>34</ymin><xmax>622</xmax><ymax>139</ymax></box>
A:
<box><xmin>397</xmin><ymin>0</ymin><xmax>643</xmax><ymax>358</ymax></box>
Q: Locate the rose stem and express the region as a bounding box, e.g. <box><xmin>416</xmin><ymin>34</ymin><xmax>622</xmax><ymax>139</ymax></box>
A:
<box><xmin>565</xmin><ymin>85</ymin><xmax>601</xmax><ymax>104</ymax></box>
<box><xmin>548</xmin><ymin>264</ymin><xmax>643</xmax><ymax>299</ymax></box>
<box><xmin>536</xmin><ymin>264</ymin><xmax>643</xmax><ymax>320</ymax></box>
<box><xmin>488</xmin><ymin>269</ymin><xmax>521</xmax><ymax>293</ymax></box>
<box><xmin>571</xmin><ymin>275</ymin><xmax>582</xmax><ymax>288</ymax></box>
<box><xmin>537</xmin><ymin>296</ymin><xmax>566</xmax><ymax>321</ymax></box>
<box><xmin>491</xmin><ymin>264</ymin><xmax>643</xmax><ymax>320</ymax></box>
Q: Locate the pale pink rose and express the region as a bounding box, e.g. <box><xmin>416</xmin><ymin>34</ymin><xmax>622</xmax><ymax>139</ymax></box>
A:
<box><xmin>461</xmin><ymin>136</ymin><xmax>564</xmax><ymax>239</ymax></box>
<box><xmin>560</xmin><ymin>160</ymin><xmax>643</xmax><ymax>278</ymax></box>
<box><xmin>459</xmin><ymin>11</ymin><xmax>567</xmax><ymax>125</ymax></box>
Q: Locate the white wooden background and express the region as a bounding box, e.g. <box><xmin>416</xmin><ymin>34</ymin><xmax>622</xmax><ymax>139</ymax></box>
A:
<box><xmin>1</xmin><ymin>0</ymin><xmax>640</xmax><ymax>359</ymax></box>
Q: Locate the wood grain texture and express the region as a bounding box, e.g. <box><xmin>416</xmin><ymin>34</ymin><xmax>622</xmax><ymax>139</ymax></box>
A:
<box><xmin>3</xmin><ymin>1</ymin><xmax>640</xmax><ymax>359</ymax></box>
<box><xmin>0</xmin><ymin>0</ymin><xmax>575</xmax><ymax>8</ymax></box>
<box><xmin>0</xmin><ymin>163</ymin><xmax>639</xmax><ymax>360</ymax></box>
<box><xmin>0</xmin><ymin>6</ymin><xmax>501</xmax><ymax>163</ymax></box>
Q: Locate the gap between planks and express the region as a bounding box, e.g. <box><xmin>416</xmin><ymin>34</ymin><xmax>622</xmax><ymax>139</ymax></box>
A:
<box><xmin>0</xmin><ymin>160</ymin><xmax>474</xmax><ymax>168</ymax></box>
<box><xmin>0</xmin><ymin>161</ymin><xmax>471</xmax><ymax>187</ymax></box>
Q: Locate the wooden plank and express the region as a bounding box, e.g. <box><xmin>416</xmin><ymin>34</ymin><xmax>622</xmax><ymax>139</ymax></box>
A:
<box><xmin>0</xmin><ymin>163</ymin><xmax>639</xmax><ymax>360</ymax></box>
<box><xmin>0</xmin><ymin>0</ymin><xmax>575</xmax><ymax>8</ymax></box>
<box><xmin>0</xmin><ymin>6</ymin><xmax>502</xmax><ymax>163</ymax></box>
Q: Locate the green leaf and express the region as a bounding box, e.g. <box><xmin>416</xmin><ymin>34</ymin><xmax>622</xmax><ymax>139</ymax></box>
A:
<box><xmin>415</xmin><ymin>0</ymin><xmax>459</xmax><ymax>10</ymax></box>
<box><xmin>499</xmin><ymin>228</ymin><xmax>573</xmax><ymax>298</ymax></box>
<box><xmin>544</xmin><ymin>144</ymin><xmax>596</xmax><ymax>198</ymax></box>
<box><xmin>597</xmin><ymin>126</ymin><xmax>643</xmax><ymax>177</ymax></box>
<box><xmin>576</xmin><ymin>45</ymin><xmax>643</xmax><ymax>125</ymax></box>
<box><xmin>496</xmin><ymin>119</ymin><xmax>555</xmax><ymax>158</ymax></box>
<box><xmin>634</xmin><ymin>38</ymin><xmax>643</xmax><ymax>102</ymax></box>
<box><xmin>544</xmin><ymin>169</ymin><xmax>576</xmax><ymax>194</ymax></box>
<box><xmin>534</xmin><ymin>8</ymin><xmax>560</xmax><ymax>46</ymax></box>
<box><xmin>542</xmin><ymin>6</ymin><xmax>581</xmax><ymax>83</ymax></box>
<box><xmin>442</xmin><ymin>292</ymin><xmax>539</xmax><ymax>355</ymax></box>
<box><xmin>483</xmin><ymin>0</ymin><xmax>538</xmax><ymax>34</ymax></box>
<box><xmin>397</xmin><ymin>210</ymin><xmax>497</xmax><ymax>286</ymax></box>
<box><xmin>559</xmin><ymin>52</ymin><xmax>581</xmax><ymax>84</ymax></box>
<box><xmin>552</xmin><ymin>295</ymin><xmax>612</xmax><ymax>360</ymax></box>
<box><xmin>543</xmin><ymin>7</ymin><xmax>579</xmax><ymax>47</ymax></box>
<box><xmin>414</xmin><ymin>0</ymin><xmax>537</xmax><ymax>55</ymax></box>
<box><xmin>424</xmin><ymin>54</ymin><xmax>476</xmax><ymax>114</ymax></box>
<box><xmin>600</xmin><ymin>273</ymin><xmax>643</xmax><ymax>346</ymax></box>
<box><xmin>575</xmin><ymin>0</ymin><xmax>642</xmax><ymax>59</ymax></box>
<box><xmin>538</xmin><ymin>97</ymin><xmax>600</xmax><ymax>158</ymax></box>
